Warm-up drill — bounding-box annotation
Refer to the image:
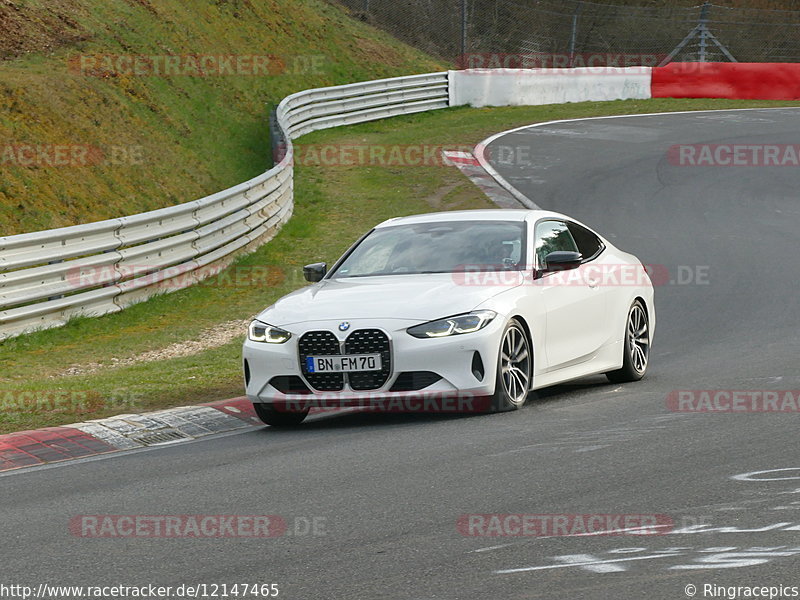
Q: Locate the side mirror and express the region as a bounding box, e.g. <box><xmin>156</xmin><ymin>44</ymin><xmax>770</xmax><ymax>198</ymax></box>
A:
<box><xmin>303</xmin><ymin>262</ymin><xmax>327</xmax><ymax>282</ymax></box>
<box><xmin>543</xmin><ymin>251</ymin><xmax>582</xmax><ymax>273</ymax></box>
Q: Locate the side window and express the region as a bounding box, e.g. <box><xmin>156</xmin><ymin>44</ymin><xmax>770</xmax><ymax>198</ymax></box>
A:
<box><xmin>534</xmin><ymin>220</ymin><xmax>578</xmax><ymax>267</ymax></box>
<box><xmin>567</xmin><ymin>221</ymin><xmax>604</xmax><ymax>262</ymax></box>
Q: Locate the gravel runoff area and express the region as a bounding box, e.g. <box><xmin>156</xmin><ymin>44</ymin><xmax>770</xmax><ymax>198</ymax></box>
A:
<box><xmin>56</xmin><ymin>318</ymin><xmax>253</xmax><ymax>377</ymax></box>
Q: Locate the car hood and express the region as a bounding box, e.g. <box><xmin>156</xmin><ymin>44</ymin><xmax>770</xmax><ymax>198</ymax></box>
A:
<box><xmin>258</xmin><ymin>273</ymin><xmax>522</xmax><ymax>326</ymax></box>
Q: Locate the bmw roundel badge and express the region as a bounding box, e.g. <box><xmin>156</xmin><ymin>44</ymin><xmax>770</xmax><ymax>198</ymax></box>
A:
<box><xmin>338</xmin><ymin>321</ymin><xmax>350</xmax><ymax>331</ymax></box>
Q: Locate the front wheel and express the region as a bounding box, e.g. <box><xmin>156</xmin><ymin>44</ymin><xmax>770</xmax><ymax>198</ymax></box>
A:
<box><xmin>491</xmin><ymin>318</ymin><xmax>532</xmax><ymax>412</ymax></box>
<box><xmin>253</xmin><ymin>403</ymin><xmax>309</xmax><ymax>427</ymax></box>
<box><xmin>606</xmin><ymin>300</ymin><xmax>650</xmax><ymax>383</ymax></box>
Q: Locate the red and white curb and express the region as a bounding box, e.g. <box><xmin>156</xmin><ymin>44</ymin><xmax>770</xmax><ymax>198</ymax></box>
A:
<box><xmin>0</xmin><ymin>398</ymin><xmax>261</xmax><ymax>473</ymax></box>
<box><xmin>442</xmin><ymin>150</ymin><xmax>532</xmax><ymax>209</ymax></box>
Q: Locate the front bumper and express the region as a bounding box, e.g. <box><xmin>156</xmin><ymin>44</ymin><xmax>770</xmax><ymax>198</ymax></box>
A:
<box><xmin>242</xmin><ymin>317</ymin><xmax>505</xmax><ymax>410</ymax></box>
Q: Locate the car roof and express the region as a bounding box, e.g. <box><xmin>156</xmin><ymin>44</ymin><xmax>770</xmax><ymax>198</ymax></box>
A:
<box><xmin>375</xmin><ymin>209</ymin><xmax>569</xmax><ymax>228</ymax></box>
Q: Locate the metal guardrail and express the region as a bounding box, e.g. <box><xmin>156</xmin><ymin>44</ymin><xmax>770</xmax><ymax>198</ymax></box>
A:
<box><xmin>0</xmin><ymin>72</ymin><xmax>450</xmax><ymax>340</ymax></box>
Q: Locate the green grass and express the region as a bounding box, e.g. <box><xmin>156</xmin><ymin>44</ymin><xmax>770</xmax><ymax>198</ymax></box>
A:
<box><xmin>2</xmin><ymin>97</ymin><xmax>799</xmax><ymax>433</ymax></box>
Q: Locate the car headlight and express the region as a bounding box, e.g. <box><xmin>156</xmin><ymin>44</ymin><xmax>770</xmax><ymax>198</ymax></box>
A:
<box><xmin>407</xmin><ymin>310</ymin><xmax>497</xmax><ymax>339</ymax></box>
<box><xmin>248</xmin><ymin>320</ymin><xmax>291</xmax><ymax>344</ymax></box>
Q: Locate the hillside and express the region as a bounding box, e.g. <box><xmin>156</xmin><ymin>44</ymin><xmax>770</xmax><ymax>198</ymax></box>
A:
<box><xmin>0</xmin><ymin>0</ymin><xmax>443</xmax><ymax>235</ymax></box>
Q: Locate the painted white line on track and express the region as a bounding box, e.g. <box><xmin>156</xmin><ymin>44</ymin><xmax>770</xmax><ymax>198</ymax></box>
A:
<box><xmin>495</xmin><ymin>552</ymin><xmax>682</xmax><ymax>574</ymax></box>
<box><xmin>550</xmin><ymin>553</ymin><xmax>627</xmax><ymax>573</ymax></box>
<box><xmin>470</xmin><ymin>544</ymin><xmax>515</xmax><ymax>553</ymax></box>
<box><xmin>555</xmin><ymin>523</ymin><xmax>674</xmax><ymax>537</ymax></box>
<box><xmin>732</xmin><ymin>468</ymin><xmax>800</xmax><ymax>482</ymax></box>
<box><xmin>475</xmin><ymin>106</ymin><xmax>800</xmax><ymax>213</ymax></box>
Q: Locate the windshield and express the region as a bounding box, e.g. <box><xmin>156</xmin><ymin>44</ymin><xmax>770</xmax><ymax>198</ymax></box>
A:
<box><xmin>331</xmin><ymin>220</ymin><xmax>527</xmax><ymax>278</ymax></box>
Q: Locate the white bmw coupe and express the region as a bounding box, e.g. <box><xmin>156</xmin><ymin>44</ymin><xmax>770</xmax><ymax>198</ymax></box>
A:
<box><xmin>243</xmin><ymin>209</ymin><xmax>654</xmax><ymax>426</ymax></box>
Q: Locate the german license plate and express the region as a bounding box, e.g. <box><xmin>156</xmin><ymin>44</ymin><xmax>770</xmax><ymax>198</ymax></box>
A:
<box><xmin>306</xmin><ymin>354</ymin><xmax>382</xmax><ymax>373</ymax></box>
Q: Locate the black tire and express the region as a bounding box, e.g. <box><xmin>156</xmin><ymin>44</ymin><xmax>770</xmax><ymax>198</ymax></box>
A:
<box><xmin>253</xmin><ymin>403</ymin><xmax>309</xmax><ymax>427</ymax></box>
<box><xmin>606</xmin><ymin>300</ymin><xmax>650</xmax><ymax>384</ymax></box>
<box><xmin>491</xmin><ymin>318</ymin><xmax>532</xmax><ymax>412</ymax></box>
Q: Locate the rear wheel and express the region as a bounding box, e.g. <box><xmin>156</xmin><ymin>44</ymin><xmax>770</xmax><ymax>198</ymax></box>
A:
<box><xmin>491</xmin><ymin>319</ymin><xmax>532</xmax><ymax>412</ymax></box>
<box><xmin>606</xmin><ymin>300</ymin><xmax>650</xmax><ymax>383</ymax></box>
<box><xmin>253</xmin><ymin>403</ymin><xmax>309</xmax><ymax>427</ymax></box>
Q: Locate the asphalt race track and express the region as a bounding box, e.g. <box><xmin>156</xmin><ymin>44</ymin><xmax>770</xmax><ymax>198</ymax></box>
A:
<box><xmin>3</xmin><ymin>108</ymin><xmax>800</xmax><ymax>600</ymax></box>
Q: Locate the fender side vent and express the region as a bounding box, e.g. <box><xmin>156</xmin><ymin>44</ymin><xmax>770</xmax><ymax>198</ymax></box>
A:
<box><xmin>471</xmin><ymin>351</ymin><xmax>485</xmax><ymax>381</ymax></box>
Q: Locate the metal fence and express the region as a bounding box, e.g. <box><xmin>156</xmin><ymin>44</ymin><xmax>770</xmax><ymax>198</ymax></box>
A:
<box><xmin>333</xmin><ymin>0</ymin><xmax>800</xmax><ymax>65</ymax></box>
<box><xmin>0</xmin><ymin>72</ymin><xmax>449</xmax><ymax>340</ymax></box>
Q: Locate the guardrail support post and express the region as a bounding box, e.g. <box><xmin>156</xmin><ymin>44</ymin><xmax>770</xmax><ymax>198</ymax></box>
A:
<box><xmin>460</xmin><ymin>0</ymin><xmax>468</xmax><ymax>59</ymax></box>
<box><xmin>49</xmin><ymin>259</ymin><xmax>65</xmax><ymax>300</ymax></box>
<box><xmin>660</xmin><ymin>1</ymin><xmax>736</xmax><ymax>66</ymax></box>
<box><xmin>268</xmin><ymin>103</ymin><xmax>286</xmax><ymax>166</ymax></box>
<box><xmin>568</xmin><ymin>2</ymin><xmax>583</xmax><ymax>69</ymax></box>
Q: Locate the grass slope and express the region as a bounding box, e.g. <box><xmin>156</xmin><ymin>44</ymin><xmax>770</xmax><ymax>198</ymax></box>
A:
<box><xmin>0</xmin><ymin>0</ymin><xmax>443</xmax><ymax>234</ymax></box>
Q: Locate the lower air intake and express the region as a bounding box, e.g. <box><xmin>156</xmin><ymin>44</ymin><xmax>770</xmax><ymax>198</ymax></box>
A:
<box><xmin>390</xmin><ymin>371</ymin><xmax>442</xmax><ymax>392</ymax></box>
